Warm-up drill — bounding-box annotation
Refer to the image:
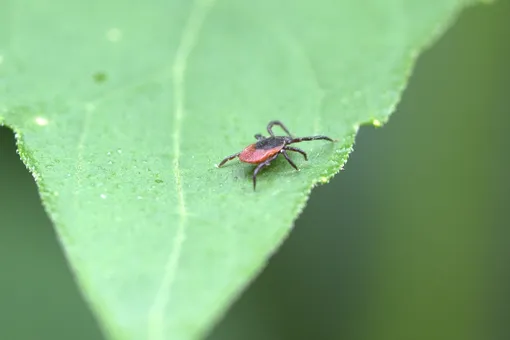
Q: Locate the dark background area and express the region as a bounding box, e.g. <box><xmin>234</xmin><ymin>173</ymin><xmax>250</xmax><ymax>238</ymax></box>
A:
<box><xmin>1</xmin><ymin>1</ymin><xmax>509</xmax><ymax>339</ymax></box>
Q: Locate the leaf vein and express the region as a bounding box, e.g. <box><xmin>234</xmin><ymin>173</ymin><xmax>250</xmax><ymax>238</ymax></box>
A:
<box><xmin>147</xmin><ymin>1</ymin><xmax>216</xmax><ymax>339</ymax></box>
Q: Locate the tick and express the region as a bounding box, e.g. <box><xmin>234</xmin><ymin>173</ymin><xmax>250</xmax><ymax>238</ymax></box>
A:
<box><xmin>217</xmin><ymin>120</ymin><xmax>335</xmax><ymax>190</ymax></box>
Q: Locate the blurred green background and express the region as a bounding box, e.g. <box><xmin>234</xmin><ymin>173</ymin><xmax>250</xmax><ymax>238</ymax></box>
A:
<box><xmin>1</xmin><ymin>1</ymin><xmax>509</xmax><ymax>339</ymax></box>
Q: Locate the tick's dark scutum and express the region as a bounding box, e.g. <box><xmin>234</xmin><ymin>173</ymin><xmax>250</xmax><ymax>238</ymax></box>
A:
<box><xmin>255</xmin><ymin>137</ymin><xmax>286</xmax><ymax>150</ymax></box>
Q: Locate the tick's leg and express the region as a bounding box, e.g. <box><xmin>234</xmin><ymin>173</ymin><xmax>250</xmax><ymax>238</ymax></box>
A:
<box><xmin>281</xmin><ymin>150</ymin><xmax>299</xmax><ymax>171</ymax></box>
<box><xmin>252</xmin><ymin>154</ymin><xmax>279</xmax><ymax>190</ymax></box>
<box><xmin>284</xmin><ymin>146</ymin><xmax>308</xmax><ymax>161</ymax></box>
<box><xmin>254</xmin><ymin>134</ymin><xmax>265</xmax><ymax>140</ymax></box>
<box><xmin>267</xmin><ymin>120</ymin><xmax>293</xmax><ymax>138</ymax></box>
<box><xmin>288</xmin><ymin>135</ymin><xmax>335</xmax><ymax>144</ymax></box>
<box><xmin>218</xmin><ymin>152</ymin><xmax>240</xmax><ymax>167</ymax></box>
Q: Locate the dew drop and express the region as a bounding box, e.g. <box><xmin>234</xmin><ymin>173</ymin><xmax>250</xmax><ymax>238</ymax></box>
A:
<box><xmin>34</xmin><ymin>116</ymin><xmax>49</xmax><ymax>126</ymax></box>
<box><xmin>106</xmin><ymin>28</ymin><xmax>123</xmax><ymax>42</ymax></box>
<box><xmin>372</xmin><ymin>119</ymin><xmax>382</xmax><ymax>127</ymax></box>
<box><xmin>117</xmin><ymin>149</ymin><xmax>122</xmax><ymax>154</ymax></box>
<box><xmin>100</xmin><ymin>193</ymin><xmax>107</xmax><ymax>199</ymax></box>
<box><xmin>85</xmin><ymin>103</ymin><xmax>96</xmax><ymax>111</ymax></box>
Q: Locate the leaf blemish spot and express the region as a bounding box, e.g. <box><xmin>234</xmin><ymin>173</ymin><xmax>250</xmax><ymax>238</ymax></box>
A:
<box><xmin>155</xmin><ymin>179</ymin><xmax>164</xmax><ymax>184</ymax></box>
<box><xmin>93</xmin><ymin>72</ymin><xmax>108</xmax><ymax>83</ymax></box>
<box><xmin>34</xmin><ymin>116</ymin><xmax>49</xmax><ymax>126</ymax></box>
<box><xmin>106</xmin><ymin>28</ymin><xmax>123</xmax><ymax>42</ymax></box>
<box><xmin>0</xmin><ymin>55</ymin><xmax>3</xmax><ymax>65</ymax></box>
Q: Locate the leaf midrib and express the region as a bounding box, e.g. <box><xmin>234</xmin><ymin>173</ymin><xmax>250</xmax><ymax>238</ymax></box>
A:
<box><xmin>146</xmin><ymin>1</ymin><xmax>217</xmax><ymax>339</ymax></box>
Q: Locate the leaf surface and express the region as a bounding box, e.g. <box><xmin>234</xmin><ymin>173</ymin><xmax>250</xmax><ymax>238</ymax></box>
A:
<box><xmin>0</xmin><ymin>0</ymin><xmax>478</xmax><ymax>339</ymax></box>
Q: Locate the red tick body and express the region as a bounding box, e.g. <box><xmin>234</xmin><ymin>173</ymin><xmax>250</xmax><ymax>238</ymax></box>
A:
<box><xmin>239</xmin><ymin>137</ymin><xmax>286</xmax><ymax>164</ymax></box>
<box><xmin>218</xmin><ymin>120</ymin><xmax>335</xmax><ymax>190</ymax></box>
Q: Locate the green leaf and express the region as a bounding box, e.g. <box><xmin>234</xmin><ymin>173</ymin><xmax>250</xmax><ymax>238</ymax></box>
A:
<box><xmin>0</xmin><ymin>0</ymin><xmax>481</xmax><ymax>339</ymax></box>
